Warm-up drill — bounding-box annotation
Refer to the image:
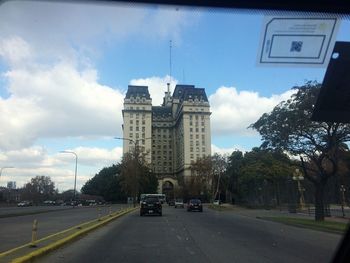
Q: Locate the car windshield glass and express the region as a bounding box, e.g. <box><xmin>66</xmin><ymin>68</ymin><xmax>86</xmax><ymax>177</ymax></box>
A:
<box><xmin>0</xmin><ymin>1</ymin><xmax>349</xmax><ymax>262</ymax></box>
<box><xmin>145</xmin><ymin>197</ymin><xmax>159</xmax><ymax>202</ymax></box>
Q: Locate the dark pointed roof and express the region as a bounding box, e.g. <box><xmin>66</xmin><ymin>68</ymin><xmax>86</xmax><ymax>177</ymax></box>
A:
<box><xmin>172</xmin><ymin>84</ymin><xmax>208</xmax><ymax>102</ymax></box>
<box><xmin>125</xmin><ymin>85</ymin><xmax>151</xmax><ymax>99</ymax></box>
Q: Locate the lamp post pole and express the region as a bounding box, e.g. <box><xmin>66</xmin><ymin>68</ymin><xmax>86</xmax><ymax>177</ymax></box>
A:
<box><xmin>60</xmin><ymin>151</ymin><xmax>78</xmax><ymax>205</ymax></box>
<box><xmin>340</xmin><ymin>185</ymin><xmax>346</xmax><ymax>217</ymax></box>
<box><xmin>293</xmin><ymin>168</ymin><xmax>305</xmax><ymax>210</ymax></box>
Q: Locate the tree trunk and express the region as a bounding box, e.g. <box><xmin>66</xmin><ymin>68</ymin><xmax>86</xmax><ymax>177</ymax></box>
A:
<box><xmin>315</xmin><ymin>182</ymin><xmax>325</xmax><ymax>221</ymax></box>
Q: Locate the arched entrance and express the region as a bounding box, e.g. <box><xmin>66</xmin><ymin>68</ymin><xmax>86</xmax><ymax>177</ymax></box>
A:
<box><xmin>162</xmin><ymin>180</ymin><xmax>174</xmax><ymax>201</ymax></box>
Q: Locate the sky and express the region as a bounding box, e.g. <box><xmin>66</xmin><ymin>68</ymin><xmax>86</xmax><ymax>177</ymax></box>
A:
<box><xmin>0</xmin><ymin>1</ymin><xmax>349</xmax><ymax>191</ymax></box>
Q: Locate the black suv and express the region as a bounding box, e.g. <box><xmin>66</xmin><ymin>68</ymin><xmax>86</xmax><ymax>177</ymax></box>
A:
<box><xmin>140</xmin><ymin>196</ymin><xmax>162</xmax><ymax>216</ymax></box>
<box><xmin>187</xmin><ymin>199</ymin><xmax>203</xmax><ymax>212</ymax></box>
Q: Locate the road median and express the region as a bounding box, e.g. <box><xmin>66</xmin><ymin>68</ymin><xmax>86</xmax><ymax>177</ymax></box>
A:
<box><xmin>0</xmin><ymin>206</ymin><xmax>138</xmax><ymax>263</ymax></box>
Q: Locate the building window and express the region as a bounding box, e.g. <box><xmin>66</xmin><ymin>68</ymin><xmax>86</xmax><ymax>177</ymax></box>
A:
<box><xmin>136</xmin><ymin>120</ymin><xmax>139</xmax><ymax>126</ymax></box>
<box><xmin>190</xmin><ymin>147</ymin><xmax>193</xmax><ymax>152</ymax></box>
<box><xmin>202</xmin><ymin>128</ymin><xmax>205</xmax><ymax>132</ymax></box>
<box><xmin>190</xmin><ymin>134</ymin><xmax>193</xmax><ymax>139</ymax></box>
<box><xmin>136</xmin><ymin>106</ymin><xmax>139</xmax><ymax>110</ymax></box>
<box><xmin>136</xmin><ymin>133</ymin><xmax>139</xmax><ymax>138</ymax></box>
<box><xmin>142</xmin><ymin>133</ymin><xmax>145</xmax><ymax>138</ymax></box>
<box><xmin>129</xmin><ymin>133</ymin><xmax>133</xmax><ymax>138</ymax></box>
<box><xmin>190</xmin><ymin>141</ymin><xmax>193</xmax><ymax>146</ymax></box>
<box><xmin>130</xmin><ymin>120</ymin><xmax>133</xmax><ymax>124</ymax></box>
<box><xmin>202</xmin><ymin>147</ymin><xmax>206</xmax><ymax>152</ymax></box>
<box><xmin>142</xmin><ymin>107</ymin><xmax>145</xmax><ymax>110</ymax></box>
<box><xmin>142</xmin><ymin>113</ymin><xmax>145</xmax><ymax>118</ymax></box>
<box><xmin>142</xmin><ymin>120</ymin><xmax>145</xmax><ymax>125</ymax></box>
<box><xmin>201</xmin><ymin>122</ymin><xmax>205</xmax><ymax>126</ymax></box>
<box><xmin>196</xmin><ymin>147</ymin><xmax>199</xmax><ymax>152</ymax></box>
<box><xmin>130</xmin><ymin>106</ymin><xmax>133</xmax><ymax>110</ymax></box>
<box><xmin>190</xmin><ymin>128</ymin><xmax>193</xmax><ymax>132</ymax></box>
<box><xmin>136</xmin><ymin>113</ymin><xmax>139</xmax><ymax>119</ymax></box>
<box><xmin>130</xmin><ymin>126</ymin><xmax>133</xmax><ymax>131</ymax></box>
<box><xmin>196</xmin><ymin>134</ymin><xmax>199</xmax><ymax>139</ymax></box>
<box><xmin>190</xmin><ymin>154</ymin><xmax>194</xmax><ymax>159</ymax></box>
<box><xmin>130</xmin><ymin>113</ymin><xmax>133</xmax><ymax>118</ymax></box>
<box><xmin>136</xmin><ymin>127</ymin><xmax>139</xmax><ymax>131</ymax></box>
<box><xmin>142</xmin><ymin>127</ymin><xmax>145</xmax><ymax>132</ymax></box>
<box><xmin>195</xmin><ymin>115</ymin><xmax>198</xmax><ymax>120</ymax></box>
<box><xmin>129</xmin><ymin>140</ymin><xmax>133</xmax><ymax>145</ymax></box>
<box><xmin>196</xmin><ymin>141</ymin><xmax>199</xmax><ymax>146</ymax></box>
<box><xmin>196</xmin><ymin>128</ymin><xmax>199</xmax><ymax>132</ymax></box>
<box><xmin>190</xmin><ymin>115</ymin><xmax>193</xmax><ymax>120</ymax></box>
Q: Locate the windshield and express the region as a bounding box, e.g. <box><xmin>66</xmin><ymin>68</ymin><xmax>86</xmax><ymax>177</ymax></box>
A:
<box><xmin>0</xmin><ymin>1</ymin><xmax>349</xmax><ymax>263</ymax></box>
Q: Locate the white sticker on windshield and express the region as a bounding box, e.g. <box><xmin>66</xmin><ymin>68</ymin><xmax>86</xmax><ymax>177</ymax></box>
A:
<box><xmin>257</xmin><ymin>17</ymin><xmax>340</xmax><ymax>67</ymax></box>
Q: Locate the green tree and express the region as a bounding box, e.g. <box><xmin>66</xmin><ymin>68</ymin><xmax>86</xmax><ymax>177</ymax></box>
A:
<box><xmin>239</xmin><ymin>148</ymin><xmax>293</xmax><ymax>206</ymax></box>
<box><xmin>81</xmin><ymin>164</ymin><xmax>126</xmax><ymax>202</ymax></box>
<box><xmin>251</xmin><ymin>81</ymin><xmax>350</xmax><ymax>220</ymax></box>
<box><xmin>120</xmin><ymin>147</ymin><xmax>158</xmax><ymax>206</ymax></box>
<box><xmin>21</xmin><ymin>175</ymin><xmax>56</xmax><ymax>204</ymax></box>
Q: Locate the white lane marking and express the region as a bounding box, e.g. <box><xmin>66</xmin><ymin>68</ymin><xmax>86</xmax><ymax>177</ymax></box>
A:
<box><xmin>176</xmin><ymin>235</ymin><xmax>182</xmax><ymax>241</ymax></box>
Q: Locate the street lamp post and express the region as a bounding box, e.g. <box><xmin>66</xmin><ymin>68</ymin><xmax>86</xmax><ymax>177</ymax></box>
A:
<box><xmin>60</xmin><ymin>151</ymin><xmax>78</xmax><ymax>205</ymax></box>
<box><xmin>293</xmin><ymin>168</ymin><xmax>305</xmax><ymax>210</ymax></box>
<box><xmin>340</xmin><ymin>185</ymin><xmax>346</xmax><ymax>217</ymax></box>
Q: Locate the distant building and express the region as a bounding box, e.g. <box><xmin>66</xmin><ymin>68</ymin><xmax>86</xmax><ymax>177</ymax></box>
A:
<box><xmin>122</xmin><ymin>84</ymin><xmax>211</xmax><ymax>197</ymax></box>
<box><xmin>7</xmin><ymin>181</ymin><xmax>16</xmax><ymax>190</ymax></box>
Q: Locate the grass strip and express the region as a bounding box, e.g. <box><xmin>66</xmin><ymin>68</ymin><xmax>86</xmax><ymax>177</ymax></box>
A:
<box><xmin>258</xmin><ymin>216</ymin><xmax>349</xmax><ymax>234</ymax></box>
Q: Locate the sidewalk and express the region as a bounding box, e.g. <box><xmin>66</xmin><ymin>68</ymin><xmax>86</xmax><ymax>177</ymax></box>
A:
<box><xmin>215</xmin><ymin>203</ymin><xmax>350</xmax><ymax>224</ymax></box>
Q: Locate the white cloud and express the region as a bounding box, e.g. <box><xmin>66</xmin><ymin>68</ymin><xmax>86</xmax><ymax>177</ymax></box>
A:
<box><xmin>209</xmin><ymin>86</ymin><xmax>295</xmax><ymax>136</ymax></box>
<box><xmin>0</xmin><ymin>36</ymin><xmax>32</xmax><ymax>66</ymax></box>
<box><xmin>130</xmin><ymin>75</ymin><xmax>178</xmax><ymax>106</ymax></box>
<box><xmin>211</xmin><ymin>144</ymin><xmax>247</xmax><ymax>156</ymax></box>
<box><xmin>0</xmin><ymin>42</ymin><xmax>124</xmax><ymax>150</ymax></box>
<box><xmin>0</xmin><ymin>2</ymin><xmax>196</xmax><ymax>63</ymax></box>
<box><xmin>0</xmin><ymin>146</ymin><xmax>122</xmax><ymax>191</ymax></box>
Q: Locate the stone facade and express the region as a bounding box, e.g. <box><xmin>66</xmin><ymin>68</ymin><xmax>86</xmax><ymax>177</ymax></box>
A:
<box><xmin>122</xmin><ymin>84</ymin><xmax>211</xmax><ymax>194</ymax></box>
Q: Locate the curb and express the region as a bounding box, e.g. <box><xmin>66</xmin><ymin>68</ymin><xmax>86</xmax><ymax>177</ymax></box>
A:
<box><xmin>1</xmin><ymin>207</ymin><xmax>138</xmax><ymax>263</ymax></box>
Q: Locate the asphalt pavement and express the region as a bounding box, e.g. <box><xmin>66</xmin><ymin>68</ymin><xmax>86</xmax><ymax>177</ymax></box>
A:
<box><xmin>34</xmin><ymin>205</ymin><xmax>343</xmax><ymax>263</ymax></box>
<box><xmin>0</xmin><ymin>204</ymin><xmax>129</xmax><ymax>252</ymax></box>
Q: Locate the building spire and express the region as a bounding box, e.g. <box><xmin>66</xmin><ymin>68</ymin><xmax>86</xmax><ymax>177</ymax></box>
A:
<box><xmin>169</xmin><ymin>40</ymin><xmax>172</xmax><ymax>89</ymax></box>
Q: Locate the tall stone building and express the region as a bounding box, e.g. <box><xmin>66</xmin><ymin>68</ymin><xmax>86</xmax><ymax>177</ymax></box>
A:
<box><xmin>122</xmin><ymin>84</ymin><xmax>211</xmax><ymax>196</ymax></box>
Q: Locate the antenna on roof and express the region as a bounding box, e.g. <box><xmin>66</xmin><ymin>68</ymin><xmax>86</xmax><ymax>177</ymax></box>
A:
<box><xmin>169</xmin><ymin>40</ymin><xmax>172</xmax><ymax>90</ymax></box>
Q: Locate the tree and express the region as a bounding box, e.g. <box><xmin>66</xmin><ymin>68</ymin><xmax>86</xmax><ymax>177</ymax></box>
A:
<box><xmin>21</xmin><ymin>175</ymin><xmax>56</xmax><ymax>204</ymax></box>
<box><xmin>251</xmin><ymin>81</ymin><xmax>350</xmax><ymax>220</ymax></box>
<box><xmin>81</xmin><ymin>164</ymin><xmax>126</xmax><ymax>202</ymax></box>
<box><xmin>189</xmin><ymin>153</ymin><xmax>228</xmax><ymax>201</ymax></box>
<box><xmin>119</xmin><ymin>146</ymin><xmax>158</xmax><ymax>206</ymax></box>
<box><xmin>240</xmin><ymin>148</ymin><xmax>293</xmax><ymax>206</ymax></box>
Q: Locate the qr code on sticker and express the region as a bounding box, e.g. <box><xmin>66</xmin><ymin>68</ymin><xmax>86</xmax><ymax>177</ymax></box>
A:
<box><xmin>290</xmin><ymin>41</ymin><xmax>303</xmax><ymax>52</ymax></box>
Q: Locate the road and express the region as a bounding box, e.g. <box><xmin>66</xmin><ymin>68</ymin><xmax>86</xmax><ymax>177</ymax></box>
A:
<box><xmin>36</xmin><ymin>206</ymin><xmax>343</xmax><ymax>263</ymax></box>
<box><xmin>0</xmin><ymin>204</ymin><xmax>129</xmax><ymax>252</ymax></box>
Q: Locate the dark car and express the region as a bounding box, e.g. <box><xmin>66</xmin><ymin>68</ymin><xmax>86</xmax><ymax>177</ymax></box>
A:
<box><xmin>140</xmin><ymin>196</ymin><xmax>162</xmax><ymax>216</ymax></box>
<box><xmin>187</xmin><ymin>199</ymin><xmax>203</xmax><ymax>212</ymax></box>
<box><xmin>168</xmin><ymin>199</ymin><xmax>175</xmax><ymax>206</ymax></box>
